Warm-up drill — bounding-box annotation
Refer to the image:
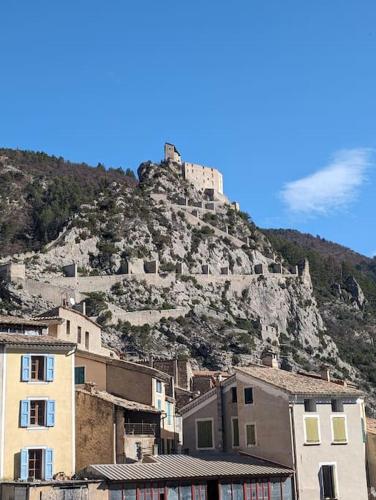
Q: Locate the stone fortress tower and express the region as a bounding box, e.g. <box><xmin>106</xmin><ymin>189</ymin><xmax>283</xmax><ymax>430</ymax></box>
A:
<box><xmin>164</xmin><ymin>142</ymin><xmax>225</xmax><ymax>202</ymax></box>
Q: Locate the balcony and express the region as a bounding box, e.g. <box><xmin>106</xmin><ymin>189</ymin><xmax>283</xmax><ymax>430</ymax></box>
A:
<box><xmin>124</xmin><ymin>422</ymin><xmax>156</xmax><ymax>436</ymax></box>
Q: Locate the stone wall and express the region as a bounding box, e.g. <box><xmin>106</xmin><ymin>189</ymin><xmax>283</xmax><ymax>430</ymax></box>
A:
<box><xmin>75</xmin><ymin>390</ymin><xmax>115</xmax><ymax>471</ymax></box>
<box><xmin>107</xmin><ymin>304</ymin><xmax>190</xmax><ymax>326</ymax></box>
<box><xmin>23</xmin><ymin>278</ymin><xmax>82</xmax><ymax>305</ymax></box>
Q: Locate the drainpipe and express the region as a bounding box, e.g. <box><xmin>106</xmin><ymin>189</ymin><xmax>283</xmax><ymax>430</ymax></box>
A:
<box><xmin>289</xmin><ymin>403</ymin><xmax>300</xmax><ymax>500</ymax></box>
<box><xmin>216</xmin><ymin>382</ymin><xmax>225</xmax><ymax>452</ymax></box>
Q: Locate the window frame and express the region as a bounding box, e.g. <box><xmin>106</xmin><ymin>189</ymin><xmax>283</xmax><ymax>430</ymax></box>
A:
<box><xmin>156</xmin><ymin>380</ymin><xmax>163</xmax><ymax>394</ymax></box>
<box><xmin>319</xmin><ymin>462</ymin><xmax>339</xmax><ymax>500</ymax></box>
<box><xmin>22</xmin><ymin>354</ymin><xmax>54</xmax><ymax>384</ymax></box>
<box><xmin>303</xmin><ymin>414</ymin><xmax>321</xmax><ymax>445</ymax></box>
<box><xmin>74</xmin><ymin>366</ymin><xmax>86</xmax><ymax>385</ymax></box>
<box><xmin>245</xmin><ymin>422</ymin><xmax>257</xmax><ymax>447</ymax></box>
<box><xmin>330</xmin><ymin>414</ymin><xmax>348</xmax><ymax>445</ymax></box>
<box><xmin>231</xmin><ymin>387</ymin><xmax>237</xmax><ymax>403</ymax></box>
<box><xmin>195</xmin><ymin>418</ymin><xmax>215</xmax><ymax>451</ymax></box>
<box><xmin>231</xmin><ymin>417</ymin><xmax>240</xmax><ymax>448</ymax></box>
<box><xmin>243</xmin><ymin>387</ymin><xmax>254</xmax><ymax>405</ymax></box>
<box><xmin>29</xmin><ymin>399</ymin><xmax>47</xmax><ymax>427</ymax></box>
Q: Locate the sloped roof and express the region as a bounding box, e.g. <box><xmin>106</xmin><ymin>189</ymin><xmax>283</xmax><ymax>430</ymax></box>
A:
<box><xmin>0</xmin><ymin>333</ymin><xmax>75</xmax><ymax>349</ymax></box>
<box><xmin>0</xmin><ymin>315</ymin><xmax>48</xmax><ymax>327</ymax></box>
<box><xmin>84</xmin><ymin>453</ymin><xmax>293</xmax><ymax>482</ymax></box>
<box><xmin>76</xmin><ymin>387</ymin><xmax>160</xmax><ymax>414</ymax></box>
<box><xmin>236</xmin><ymin>365</ymin><xmax>363</xmax><ymax>397</ymax></box>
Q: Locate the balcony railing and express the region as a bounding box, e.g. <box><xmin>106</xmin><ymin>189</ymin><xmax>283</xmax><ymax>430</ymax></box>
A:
<box><xmin>124</xmin><ymin>422</ymin><xmax>156</xmax><ymax>436</ymax></box>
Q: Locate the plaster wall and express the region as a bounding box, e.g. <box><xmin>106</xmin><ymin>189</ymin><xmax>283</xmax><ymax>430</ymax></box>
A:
<box><xmin>2</xmin><ymin>350</ymin><xmax>74</xmax><ymax>480</ymax></box>
<box><xmin>293</xmin><ymin>400</ymin><xmax>368</xmax><ymax>500</ymax></box>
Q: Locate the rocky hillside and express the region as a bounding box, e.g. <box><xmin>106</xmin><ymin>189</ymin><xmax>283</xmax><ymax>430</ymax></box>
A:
<box><xmin>1</xmin><ymin>148</ymin><xmax>375</xmax><ymax>411</ymax></box>
<box><xmin>0</xmin><ymin>148</ymin><xmax>137</xmax><ymax>256</ymax></box>
<box><xmin>265</xmin><ymin>229</ymin><xmax>376</xmax><ymax>399</ymax></box>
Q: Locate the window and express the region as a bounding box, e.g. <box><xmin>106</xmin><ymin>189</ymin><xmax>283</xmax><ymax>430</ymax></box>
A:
<box><xmin>75</xmin><ymin>366</ymin><xmax>85</xmax><ymax>384</ymax></box>
<box><xmin>20</xmin><ymin>399</ymin><xmax>55</xmax><ymax>428</ymax></box>
<box><xmin>331</xmin><ymin>399</ymin><xmax>344</xmax><ymax>413</ymax></box>
<box><xmin>232</xmin><ymin>418</ymin><xmax>239</xmax><ymax>447</ymax></box>
<box><xmin>20</xmin><ymin>448</ymin><xmax>54</xmax><ymax>481</ymax></box>
<box><xmin>31</xmin><ymin>356</ymin><xmax>45</xmax><ymax>381</ymax></box>
<box><xmin>29</xmin><ymin>400</ymin><xmax>46</xmax><ymax>426</ymax></box>
<box><xmin>304</xmin><ymin>399</ymin><xmax>317</xmax><ymax>412</ymax></box>
<box><xmin>66</xmin><ymin>319</ymin><xmax>71</xmax><ymax>335</ymax></box>
<box><xmin>166</xmin><ymin>401</ymin><xmax>172</xmax><ymax>426</ymax></box>
<box><xmin>85</xmin><ymin>331</ymin><xmax>90</xmax><ymax>349</ymax></box>
<box><xmin>244</xmin><ymin>387</ymin><xmax>253</xmax><ymax>405</ymax></box>
<box><xmin>331</xmin><ymin>416</ymin><xmax>348</xmax><ymax>444</ymax></box>
<box><xmin>320</xmin><ymin>465</ymin><xmax>337</xmax><ymax>499</ymax></box>
<box><xmin>196</xmin><ymin>419</ymin><xmax>214</xmax><ymax>449</ymax></box>
<box><xmin>231</xmin><ymin>387</ymin><xmax>237</xmax><ymax>403</ymax></box>
<box><xmin>156</xmin><ymin>380</ymin><xmax>162</xmax><ymax>393</ymax></box>
<box><xmin>157</xmin><ymin>399</ymin><xmax>162</xmax><ymax>411</ymax></box>
<box><xmin>304</xmin><ymin>416</ymin><xmax>320</xmax><ymax>444</ymax></box>
<box><xmin>21</xmin><ymin>355</ymin><xmax>54</xmax><ymax>382</ymax></box>
<box><xmin>245</xmin><ymin>424</ymin><xmax>256</xmax><ymax>446</ymax></box>
<box><xmin>77</xmin><ymin>326</ymin><xmax>82</xmax><ymax>344</ymax></box>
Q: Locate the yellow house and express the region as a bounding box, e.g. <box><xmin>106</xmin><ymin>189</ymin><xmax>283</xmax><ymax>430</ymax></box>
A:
<box><xmin>0</xmin><ymin>333</ymin><xmax>76</xmax><ymax>481</ymax></box>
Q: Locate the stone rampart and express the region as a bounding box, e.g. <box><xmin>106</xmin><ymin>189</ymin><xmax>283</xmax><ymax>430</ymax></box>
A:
<box><xmin>107</xmin><ymin>303</ymin><xmax>190</xmax><ymax>326</ymax></box>
<box><xmin>23</xmin><ymin>279</ymin><xmax>82</xmax><ymax>306</ymax></box>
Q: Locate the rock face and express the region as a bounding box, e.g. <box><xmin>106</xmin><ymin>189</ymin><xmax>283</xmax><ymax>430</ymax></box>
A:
<box><xmin>344</xmin><ymin>276</ymin><xmax>367</xmax><ymax>310</ymax></box>
<box><xmin>0</xmin><ymin>152</ymin><xmax>367</xmax><ymax>405</ymax></box>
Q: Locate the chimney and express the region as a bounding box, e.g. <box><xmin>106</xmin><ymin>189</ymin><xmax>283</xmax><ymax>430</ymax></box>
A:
<box><xmin>82</xmin><ymin>300</ymin><xmax>86</xmax><ymax>316</ymax></box>
<box><xmin>261</xmin><ymin>350</ymin><xmax>279</xmax><ymax>369</ymax></box>
<box><xmin>320</xmin><ymin>366</ymin><xmax>331</xmax><ymax>382</ymax></box>
<box><xmin>84</xmin><ymin>382</ymin><xmax>97</xmax><ymax>394</ymax></box>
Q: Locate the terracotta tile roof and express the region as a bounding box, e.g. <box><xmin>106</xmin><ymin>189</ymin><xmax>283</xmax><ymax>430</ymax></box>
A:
<box><xmin>236</xmin><ymin>365</ymin><xmax>363</xmax><ymax>397</ymax></box>
<box><xmin>84</xmin><ymin>453</ymin><xmax>293</xmax><ymax>482</ymax></box>
<box><xmin>0</xmin><ymin>333</ymin><xmax>76</xmax><ymax>348</ymax></box>
<box><xmin>193</xmin><ymin>370</ymin><xmax>231</xmax><ymax>377</ymax></box>
<box><xmin>76</xmin><ymin>387</ymin><xmax>160</xmax><ymax>413</ymax></box>
<box><xmin>0</xmin><ymin>315</ymin><xmax>48</xmax><ymax>327</ymax></box>
<box><xmin>367</xmin><ymin>418</ymin><xmax>376</xmax><ymax>435</ymax></box>
<box><xmin>37</xmin><ymin>306</ymin><xmax>101</xmax><ymax>328</ymax></box>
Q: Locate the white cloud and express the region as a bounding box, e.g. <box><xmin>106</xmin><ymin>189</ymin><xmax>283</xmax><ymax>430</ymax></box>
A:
<box><xmin>280</xmin><ymin>148</ymin><xmax>372</xmax><ymax>215</ymax></box>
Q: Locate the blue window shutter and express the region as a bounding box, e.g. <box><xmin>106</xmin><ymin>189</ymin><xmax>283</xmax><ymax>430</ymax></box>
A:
<box><xmin>20</xmin><ymin>400</ymin><xmax>29</xmax><ymax>427</ymax></box>
<box><xmin>21</xmin><ymin>355</ymin><xmax>31</xmax><ymax>382</ymax></box>
<box><xmin>46</xmin><ymin>400</ymin><xmax>55</xmax><ymax>427</ymax></box>
<box><xmin>20</xmin><ymin>448</ymin><xmax>28</xmax><ymax>480</ymax></box>
<box><xmin>46</xmin><ymin>355</ymin><xmax>55</xmax><ymax>382</ymax></box>
<box><xmin>45</xmin><ymin>448</ymin><xmax>54</xmax><ymax>480</ymax></box>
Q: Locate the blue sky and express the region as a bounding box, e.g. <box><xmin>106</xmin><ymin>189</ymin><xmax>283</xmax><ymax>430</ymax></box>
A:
<box><xmin>1</xmin><ymin>1</ymin><xmax>375</xmax><ymax>256</ymax></box>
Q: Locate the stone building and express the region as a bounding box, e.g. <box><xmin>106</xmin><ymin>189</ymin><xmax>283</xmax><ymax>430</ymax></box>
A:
<box><xmin>181</xmin><ymin>354</ymin><xmax>368</xmax><ymax>500</ymax></box>
<box><xmin>164</xmin><ymin>142</ymin><xmax>225</xmax><ymax>200</ymax></box>
<box><xmin>75</xmin><ymin>384</ymin><xmax>161</xmax><ymax>469</ymax></box>
<box><xmin>74</xmin><ymin>351</ymin><xmax>180</xmax><ymax>455</ymax></box>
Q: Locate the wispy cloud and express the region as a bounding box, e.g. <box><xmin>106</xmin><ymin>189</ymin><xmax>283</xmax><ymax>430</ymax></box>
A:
<box><xmin>280</xmin><ymin>148</ymin><xmax>372</xmax><ymax>215</ymax></box>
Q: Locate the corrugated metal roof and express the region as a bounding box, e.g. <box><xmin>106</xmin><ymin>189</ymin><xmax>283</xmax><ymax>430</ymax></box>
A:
<box><xmin>236</xmin><ymin>366</ymin><xmax>363</xmax><ymax>397</ymax></box>
<box><xmin>76</xmin><ymin>387</ymin><xmax>160</xmax><ymax>414</ymax></box>
<box><xmin>85</xmin><ymin>453</ymin><xmax>292</xmax><ymax>482</ymax></box>
<box><xmin>0</xmin><ymin>333</ymin><xmax>76</xmax><ymax>348</ymax></box>
<box><xmin>0</xmin><ymin>314</ymin><xmax>48</xmax><ymax>327</ymax></box>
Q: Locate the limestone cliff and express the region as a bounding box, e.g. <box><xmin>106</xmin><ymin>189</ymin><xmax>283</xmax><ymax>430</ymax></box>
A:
<box><xmin>0</xmin><ymin>149</ymin><xmax>371</xmax><ymax>408</ymax></box>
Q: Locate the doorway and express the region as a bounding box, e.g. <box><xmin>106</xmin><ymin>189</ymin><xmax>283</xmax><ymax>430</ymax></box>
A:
<box><xmin>207</xmin><ymin>480</ymin><xmax>219</xmax><ymax>500</ymax></box>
